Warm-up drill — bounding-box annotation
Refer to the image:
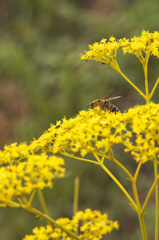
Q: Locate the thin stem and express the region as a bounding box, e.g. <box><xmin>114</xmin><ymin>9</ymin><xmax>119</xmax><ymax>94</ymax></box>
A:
<box><xmin>0</xmin><ymin>198</ymin><xmax>80</xmax><ymax>240</ymax></box>
<box><xmin>111</xmin><ymin>62</ymin><xmax>146</xmax><ymax>100</ymax></box>
<box><xmin>132</xmin><ymin>181</ymin><xmax>147</xmax><ymax>240</ymax></box>
<box><xmin>93</xmin><ymin>154</ymin><xmax>137</xmax><ymax>212</ymax></box>
<box><xmin>142</xmin><ymin>61</ymin><xmax>149</xmax><ymax>103</ymax></box>
<box><xmin>141</xmin><ymin>175</ymin><xmax>159</xmax><ymax>215</ymax></box>
<box><xmin>62</xmin><ymin>151</ymin><xmax>100</xmax><ymax>165</ymax></box>
<box><xmin>73</xmin><ymin>176</ymin><xmax>79</xmax><ymax>215</ymax></box>
<box><xmin>144</xmin><ymin>66</ymin><xmax>149</xmax><ymax>100</ymax></box>
<box><xmin>119</xmin><ymin>70</ymin><xmax>146</xmax><ymax>100</ymax></box>
<box><xmin>149</xmin><ymin>77</ymin><xmax>159</xmax><ymax>100</ymax></box>
<box><xmin>22</xmin><ymin>196</ymin><xmax>28</xmax><ymax>205</ymax></box>
<box><xmin>0</xmin><ymin>204</ymin><xmax>9</xmax><ymax>207</ymax></box>
<box><xmin>102</xmin><ymin>59</ymin><xmax>146</xmax><ymax>99</ymax></box>
<box><xmin>132</xmin><ymin>164</ymin><xmax>148</xmax><ymax>240</ymax></box>
<box><xmin>28</xmin><ymin>189</ymin><xmax>36</xmax><ymax>206</ymax></box>
<box><xmin>101</xmin><ymin>156</ymin><xmax>105</xmax><ymax>164</ymax></box>
<box><xmin>134</xmin><ymin>161</ymin><xmax>142</xmax><ymax>182</ymax></box>
<box><xmin>0</xmin><ymin>198</ymin><xmax>20</xmax><ymax>208</ymax></box>
<box><xmin>23</xmin><ymin>205</ymin><xmax>81</xmax><ymax>240</ymax></box>
<box><xmin>109</xmin><ymin>148</ymin><xmax>114</xmax><ymax>158</ymax></box>
<box><xmin>154</xmin><ymin>162</ymin><xmax>158</xmax><ymax>240</ymax></box>
<box><xmin>97</xmin><ymin>151</ymin><xmax>133</xmax><ymax>181</ymax></box>
<box><xmin>109</xmin><ymin>155</ymin><xmax>133</xmax><ymax>181</ymax></box>
<box><xmin>132</xmin><ymin>182</ymin><xmax>141</xmax><ymax>212</ymax></box>
<box><xmin>17</xmin><ymin>197</ymin><xmax>24</xmax><ymax>205</ymax></box>
<box><xmin>37</xmin><ymin>189</ymin><xmax>49</xmax><ymax>216</ymax></box>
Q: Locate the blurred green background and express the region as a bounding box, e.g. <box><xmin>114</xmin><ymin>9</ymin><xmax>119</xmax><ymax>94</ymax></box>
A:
<box><xmin>0</xmin><ymin>0</ymin><xmax>159</xmax><ymax>239</ymax></box>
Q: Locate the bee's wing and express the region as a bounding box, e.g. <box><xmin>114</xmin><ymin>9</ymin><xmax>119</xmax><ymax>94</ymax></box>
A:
<box><xmin>106</xmin><ymin>96</ymin><xmax>121</xmax><ymax>101</ymax></box>
<box><xmin>100</xmin><ymin>89</ymin><xmax>115</xmax><ymax>100</ymax></box>
<box><xmin>100</xmin><ymin>89</ymin><xmax>121</xmax><ymax>100</ymax></box>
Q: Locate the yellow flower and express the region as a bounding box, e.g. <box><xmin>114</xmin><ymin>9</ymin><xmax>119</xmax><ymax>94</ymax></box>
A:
<box><xmin>81</xmin><ymin>30</ymin><xmax>159</xmax><ymax>66</ymax></box>
<box><xmin>23</xmin><ymin>209</ymin><xmax>118</xmax><ymax>240</ymax></box>
<box><xmin>120</xmin><ymin>30</ymin><xmax>159</xmax><ymax>61</ymax></box>
<box><xmin>0</xmin><ymin>153</ymin><xmax>65</xmax><ymax>201</ymax></box>
<box><xmin>80</xmin><ymin>36</ymin><xmax>120</xmax><ymax>68</ymax></box>
<box><xmin>0</xmin><ymin>142</ymin><xmax>29</xmax><ymax>165</ymax></box>
<box><xmin>30</xmin><ymin>102</ymin><xmax>159</xmax><ymax>164</ymax></box>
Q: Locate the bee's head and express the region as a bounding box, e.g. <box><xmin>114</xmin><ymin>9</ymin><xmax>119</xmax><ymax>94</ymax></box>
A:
<box><xmin>87</xmin><ymin>101</ymin><xmax>93</xmax><ymax>108</ymax></box>
<box><xmin>87</xmin><ymin>100</ymin><xmax>99</xmax><ymax>109</ymax></box>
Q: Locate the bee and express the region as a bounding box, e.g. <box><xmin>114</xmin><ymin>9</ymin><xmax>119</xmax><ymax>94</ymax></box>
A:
<box><xmin>88</xmin><ymin>90</ymin><xmax>121</xmax><ymax>113</ymax></box>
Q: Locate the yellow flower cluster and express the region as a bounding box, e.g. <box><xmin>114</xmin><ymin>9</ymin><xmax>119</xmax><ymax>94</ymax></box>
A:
<box><xmin>80</xmin><ymin>36</ymin><xmax>120</xmax><ymax>67</ymax></box>
<box><xmin>0</xmin><ymin>153</ymin><xmax>65</xmax><ymax>201</ymax></box>
<box><xmin>120</xmin><ymin>30</ymin><xmax>159</xmax><ymax>61</ymax></box>
<box><xmin>125</xmin><ymin>103</ymin><xmax>159</xmax><ymax>162</ymax></box>
<box><xmin>30</xmin><ymin>102</ymin><xmax>159</xmax><ymax>164</ymax></box>
<box><xmin>23</xmin><ymin>209</ymin><xmax>119</xmax><ymax>240</ymax></box>
<box><xmin>0</xmin><ymin>142</ymin><xmax>29</xmax><ymax>165</ymax></box>
<box><xmin>81</xmin><ymin>30</ymin><xmax>159</xmax><ymax>64</ymax></box>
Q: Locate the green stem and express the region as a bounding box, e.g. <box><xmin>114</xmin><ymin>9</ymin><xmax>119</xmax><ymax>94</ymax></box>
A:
<box><xmin>132</xmin><ymin>180</ymin><xmax>147</xmax><ymax>240</ymax></box>
<box><xmin>22</xmin><ymin>196</ymin><xmax>28</xmax><ymax>205</ymax></box>
<box><xmin>17</xmin><ymin>197</ymin><xmax>24</xmax><ymax>205</ymax></box>
<box><xmin>154</xmin><ymin>162</ymin><xmax>158</xmax><ymax>240</ymax></box>
<box><xmin>0</xmin><ymin>198</ymin><xmax>80</xmax><ymax>240</ymax></box>
<box><xmin>73</xmin><ymin>176</ymin><xmax>79</xmax><ymax>215</ymax></box>
<box><xmin>142</xmin><ymin>61</ymin><xmax>149</xmax><ymax>103</ymax></box>
<box><xmin>37</xmin><ymin>189</ymin><xmax>49</xmax><ymax>215</ymax></box>
<box><xmin>0</xmin><ymin>198</ymin><xmax>20</xmax><ymax>208</ymax></box>
<box><xmin>149</xmin><ymin>77</ymin><xmax>159</xmax><ymax>100</ymax></box>
<box><xmin>23</xmin><ymin>205</ymin><xmax>81</xmax><ymax>240</ymax></box>
<box><xmin>93</xmin><ymin>154</ymin><xmax>137</xmax><ymax>212</ymax></box>
<box><xmin>97</xmin><ymin>151</ymin><xmax>133</xmax><ymax>181</ymax></box>
<box><xmin>132</xmin><ymin>162</ymin><xmax>147</xmax><ymax>240</ymax></box>
<box><xmin>62</xmin><ymin>152</ymin><xmax>99</xmax><ymax>165</ymax></box>
<box><xmin>28</xmin><ymin>189</ymin><xmax>36</xmax><ymax>206</ymax></box>
<box><xmin>141</xmin><ymin>174</ymin><xmax>159</xmax><ymax>215</ymax></box>
<box><xmin>111</xmin><ymin>62</ymin><xmax>146</xmax><ymax>100</ymax></box>
<box><xmin>134</xmin><ymin>161</ymin><xmax>142</xmax><ymax>182</ymax></box>
<box><xmin>119</xmin><ymin>70</ymin><xmax>146</xmax><ymax>99</ymax></box>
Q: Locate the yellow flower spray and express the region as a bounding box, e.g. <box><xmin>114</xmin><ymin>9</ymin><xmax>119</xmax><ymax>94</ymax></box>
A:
<box><xmin>80</xmin><ymin>30</ymin><xmax>159</xmax><ymax>240</ymax></box>
<box><xmin>0</xmin><ymin>143</ymin><xmax>118</xmax><ymax>240</ymax></box>
<box><xmin>0</xmin><ymin>30</ymin><xmax>159</xmax><ymax>240</ymax></box>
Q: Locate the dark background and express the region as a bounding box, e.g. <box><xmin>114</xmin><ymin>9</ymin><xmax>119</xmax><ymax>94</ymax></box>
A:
<box><xmin>0</xmin><ymin>0</ymin><xmax>159</xmax><ymax>239</ymax></box>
